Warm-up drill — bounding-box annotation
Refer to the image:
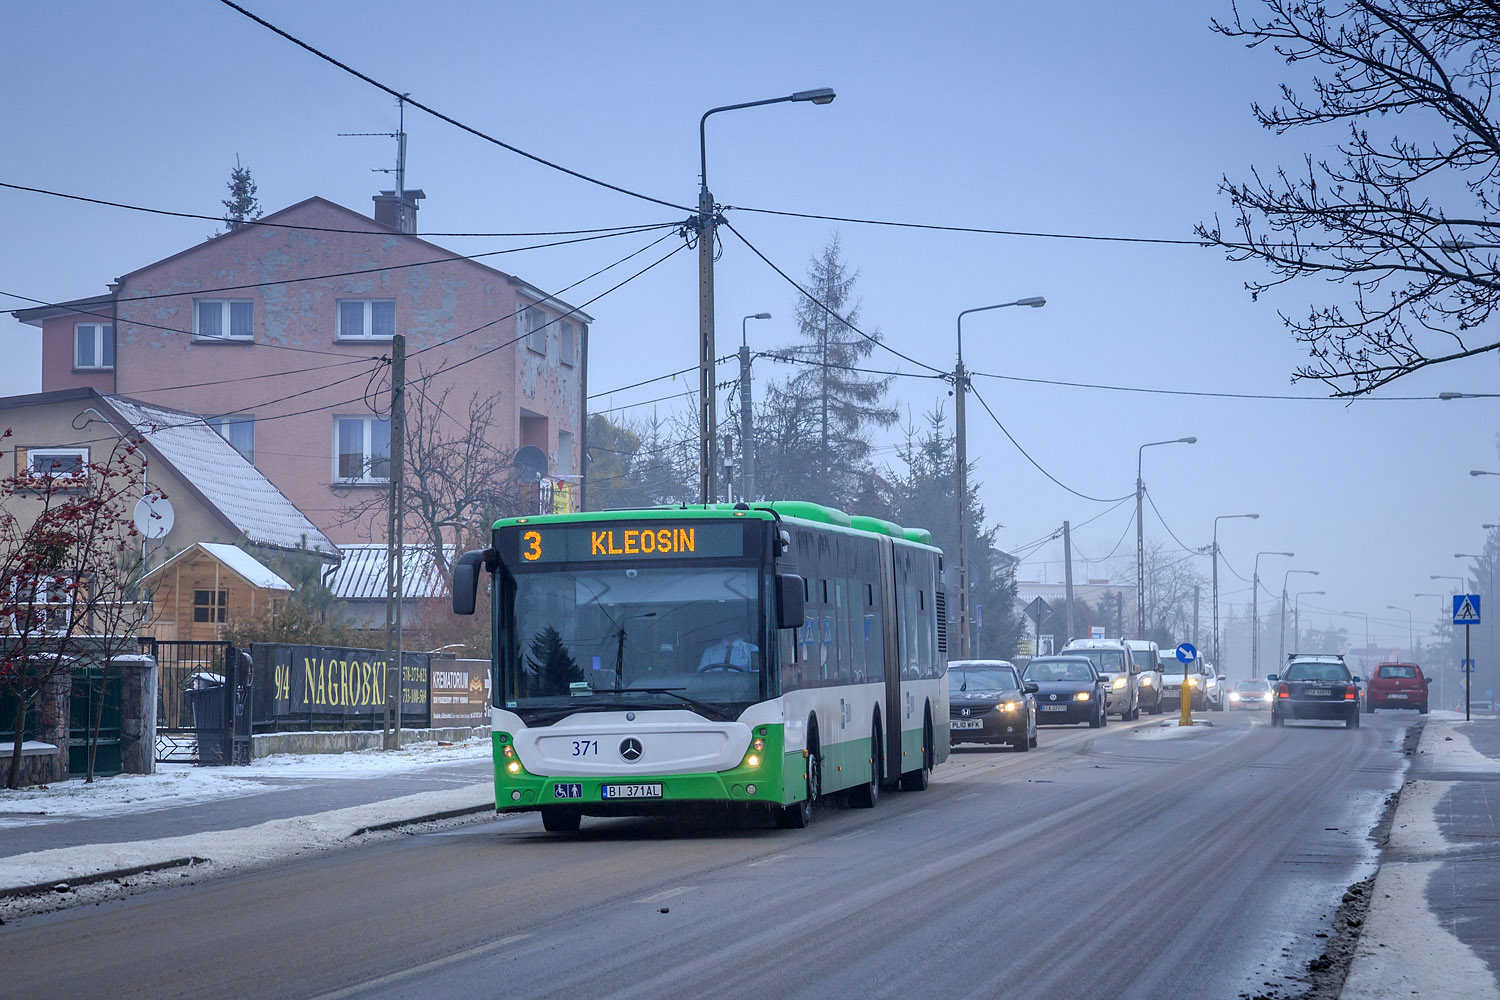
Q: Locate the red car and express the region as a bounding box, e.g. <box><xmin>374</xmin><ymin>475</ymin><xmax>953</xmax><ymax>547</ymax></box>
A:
<box><xmin>1365</xmin><ymin>662</ymin><xmax>1430</xmax><ymax>714</ymax></box>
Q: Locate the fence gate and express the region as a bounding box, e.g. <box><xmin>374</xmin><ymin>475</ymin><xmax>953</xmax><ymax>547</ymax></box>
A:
<box><xmin>140</xmin><ymin>639</ymin><xmax>250</xmax><ymax>765</ymax></box>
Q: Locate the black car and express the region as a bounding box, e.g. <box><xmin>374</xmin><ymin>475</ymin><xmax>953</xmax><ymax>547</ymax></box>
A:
<box><xmin>949</xmin><ymin>659</ymin><xmax>1038</xmax><ymax>751</ymax></box>
<box><xmin>1270</xmin><ymin>655</ymin><xmax>1362</xmax><ymax>729</ymax></box>
<box><xmin>1021</xmin><ymin>655</ymin><xmax>1108</xmax><ymax>728</ymax></box>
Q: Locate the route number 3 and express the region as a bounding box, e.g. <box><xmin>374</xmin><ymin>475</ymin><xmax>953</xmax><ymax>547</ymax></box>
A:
<box><xmin>571</xmin><ymin>740</ymin><xmax>598</xmax><ymax>757</ymax></box>
<box><xmin>522</xmin><ymin>530</ymin><xmax>541</xmax><ymax>561</ymax></box>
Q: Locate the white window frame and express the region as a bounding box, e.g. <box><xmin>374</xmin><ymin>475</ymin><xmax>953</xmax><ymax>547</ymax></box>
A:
<box><xmin>333</xmin><ymin>415</ymin><xmax>391</xmax><ymax>484</ymax></box>
<box><xmin>26</xmin><ymin>447</ymin><xmax>90</xmax><ymax>482</ymax></box>
<box><xmin>5</xmin><ymin>575</ymin><xmax>75</xmax><ymax>636</ymax></box>
<box><xmin>207</xmin><ymin>416</ymin><xmax>256</xmax><ymax>464</ymax></box>
<box><xmin>520</xmin><ymin>304</ymin><xmax>547</xmax><ymax>355</ymax></box>
<box><xmin>559</xmin><ymin>319</ymin><xmax>575</xmax><ymax>366</ymax></box>
<box><xmin>194</xmin><ymin>299</ymin><xmax>255</xmax><ymax>342</ymax></box>
<box><xmin>336</xmin><ymin>299</ymin><xmax>397</xmax><ymax>341</ymax></box>
<box><xmin>74</xmin><ymin>322</ymin><xmax>114</xmax><ymax>370</ymax></box>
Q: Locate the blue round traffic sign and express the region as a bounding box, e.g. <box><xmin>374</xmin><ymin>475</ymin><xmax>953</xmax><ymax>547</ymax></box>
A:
<box><xmin>1176</xmin><ymin>642</ymin><xmax>1198</xmax><ymax>663</ymax></box>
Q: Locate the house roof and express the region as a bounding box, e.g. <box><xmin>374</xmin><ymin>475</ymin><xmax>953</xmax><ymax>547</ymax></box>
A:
<box><xmin>144</xmin><ymin>542</ymin><xmax>293</xmax><ymax>592</ymax></box>
<box><xmin>10</xmin><ymin>196</ymin><xmax>592</xmax><ymax>327</ymax></box>
<box><xmin>327</xmin><ymin>544</ymin><xmax>455</xmax><ymax>601</ymax></box>
<box><xmin>104</xmin><ymin>395</ymin><xmax>339</xmax><ymax>558</ymax></box>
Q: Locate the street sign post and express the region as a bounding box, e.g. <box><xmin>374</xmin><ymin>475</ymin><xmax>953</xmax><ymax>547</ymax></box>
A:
<box><xmin>1174</xmin><ymin>643</ymin><xmax>1197</xmax><ymax>727</ymax></box>
<box><xmin>1089</xmin><ymin>625</ymin><xmax>1105</xmax><ymax>640</ymax></box>
<box><xmin>1454</xmin><ymin>596</ymin><xmax>1481</xmax><ymax>721</ymax></box>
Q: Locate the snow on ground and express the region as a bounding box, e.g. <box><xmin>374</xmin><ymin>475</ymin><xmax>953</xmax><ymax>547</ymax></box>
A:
<box><xmin>0</xmin><ymin>736</ymin><xmax>491</xmax><ymax>825</ymax></box>
<box><xmin>1131</xmin><ymin>720</ymin><xmax>1215</xmax><ymax>740</ymax></box>
<box><xmin>1416</xmin><ymin>717</ymin><xmax>1500</xmax><ymax>774</ymax></box>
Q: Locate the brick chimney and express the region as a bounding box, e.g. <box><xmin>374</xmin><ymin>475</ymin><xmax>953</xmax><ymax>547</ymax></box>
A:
<box><xmin>373</xmin><ymin>188</ymin><xmax>425</xmax><ymax>234</ymax></box>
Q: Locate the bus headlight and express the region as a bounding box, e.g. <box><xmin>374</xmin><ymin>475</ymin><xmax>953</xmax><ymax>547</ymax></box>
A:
<box><xmin>506</xmin><ymin>760</ymin><xmax>522</xmax><ymax>774</ymax></box>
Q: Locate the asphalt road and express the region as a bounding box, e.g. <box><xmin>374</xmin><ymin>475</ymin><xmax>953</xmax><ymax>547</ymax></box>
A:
<box><xmin>0</xmin><ymin>711</ymin><xmax>1416</xmax><ymax>1000</ymax></box>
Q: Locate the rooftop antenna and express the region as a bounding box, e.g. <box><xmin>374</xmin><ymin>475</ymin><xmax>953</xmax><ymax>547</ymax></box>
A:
<box><xmin>339</xmin><ymin>93</ymin><xmax>411</xmax><ymax>231</ymax></box>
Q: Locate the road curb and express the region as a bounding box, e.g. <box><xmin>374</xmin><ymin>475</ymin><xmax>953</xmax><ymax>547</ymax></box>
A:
<box><xmin>350</xmin><ymin>802</ymin><xmax>496</xmax><ymax>837</ymax></box>
<box><xmin>0</xmin><ymin>856</ymin><xmax>207</xmax><ymax>901</ymax></box>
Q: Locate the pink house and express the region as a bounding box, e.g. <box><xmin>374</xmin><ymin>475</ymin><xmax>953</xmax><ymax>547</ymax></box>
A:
<box><xmin>10</xmin><ymin>192</ymin><xmax>589</xmax><ymax>548</ymax></box>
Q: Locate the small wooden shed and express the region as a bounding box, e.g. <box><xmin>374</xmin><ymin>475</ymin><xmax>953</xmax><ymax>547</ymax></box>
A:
<box><xmin>141</xmin><ymin>542</ymin><xmax>292</xmax><ymax>643</ymax></box>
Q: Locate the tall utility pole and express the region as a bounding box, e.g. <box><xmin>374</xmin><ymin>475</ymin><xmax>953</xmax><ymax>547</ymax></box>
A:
<box><xmin>1062</xmin><ymin>521</ymin><xmax>1076</xmax><ymax>645</ymax></box>
<box><xmin>1212</xmin><ymin>513</ymin><xmax>1258</xmax><ymax>680</ymax></box>
<box><xmin>697</xmin><ymin>89</ymin><xmax>835</xmax><ymax>505</ymax></box>
<box><xmin>740</xmin><ymin>312</ymin><xmax>770</xmax><ymax>501</ymax></box>
<box><xmin>1253</xmin><ymin>550</ymin><xmax>1293</xmax><ymax>677</ymax></box>
<box><xmin>1136</xmin><ymin>437</ymin><xmax>1196</xmax><ymax>637</ymax></box>
<box><xmin>382</xmin><ymin>335</ymin><xmax>406</xmax><ymax>750</ymax></box>
<box><xmin>1193</xmin><ymin>584</ymin><xmax>1201</xmax><ymax>651</ymax></box>
<box><xmin>1279</xmin><ymin>568</ymin><xmax>1319</xmax><ymax>668</ymax></box>
<box><xmin>954</xmin><ymin>297</ymin><xmax>1046</xmax><ymax>658</ymax></box>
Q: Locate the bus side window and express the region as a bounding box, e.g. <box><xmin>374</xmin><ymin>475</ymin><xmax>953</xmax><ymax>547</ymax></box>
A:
<box><xmin>836</xmin><ymin>578</ymin><xmax>852</xmax><ymax>684</ymax></box>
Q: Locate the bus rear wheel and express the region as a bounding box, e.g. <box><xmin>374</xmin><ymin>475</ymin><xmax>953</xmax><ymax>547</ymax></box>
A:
<box><xmin>540</xmin><ymin>808</ymin><xmax>581</xmax><ymax>833</ymax></box>
<box><xmin>900</xmin><ymin>713</ymin><xmax>933</xmax><ymax>791</ymax></box>
<box><xmin>849</xmin><ymin>719</ymin><xmax>881</xmax><ymax>809</ymax></box>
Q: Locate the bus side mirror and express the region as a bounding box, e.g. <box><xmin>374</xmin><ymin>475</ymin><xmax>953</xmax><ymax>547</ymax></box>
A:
<box><xmin>452</xmin><ymin>549</ymin><xmax>491</xmax><ymax>616</ymax></box>
<box><xmin>776</xmin><ymin>573</ymin><xmax>805</xmax><ymax>630</ymax></box>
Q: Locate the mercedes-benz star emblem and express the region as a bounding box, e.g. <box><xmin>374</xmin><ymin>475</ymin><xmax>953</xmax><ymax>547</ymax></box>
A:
<box><xmin>619</xmin><ymin>738</ymin><xmax>643</xmax><ymax>762</ymax></box>
<box><xmin>961</xmin><ymin>707</ymin><xmax>971</xmax><ymax>718</ymax></box>
<box><xmin>1049</xmin><ymin>693</ymin><xmax>1058</xmax><ymax>702</ymax></box>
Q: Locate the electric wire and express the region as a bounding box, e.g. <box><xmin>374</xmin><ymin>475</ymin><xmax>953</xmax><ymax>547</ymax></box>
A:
<box><xmin>967</xmin><ymin>368</ymin><xmax>1440</xmax><ymax>403</ymax></box>
<box><xmin>1144</xmin><ymin>486</ymin><xmax>1207</xmax><ymax>557</ymax></box>
<box><xmin>966</xmin><ymin>381</ymin><xmax>1133</xmax><ymax>504</ymax></box>
<box><xmin>0</xmin><ymin>180</ymin><xmax>675</xmax><ymax>238</ymax></box>
<box><xmin>718</xmin><ymin>219</ymin><xmax>946</xmax><ymax>375</ymax></box>
<box><xmin>216</xmin><ymin>0</ymin><xmax>693</xmax><ymax>214</ymax></box>
<box><xmin>757</xmin><ymin>350</ymin><xmax>943</xmax><ymax>381</ymax></box>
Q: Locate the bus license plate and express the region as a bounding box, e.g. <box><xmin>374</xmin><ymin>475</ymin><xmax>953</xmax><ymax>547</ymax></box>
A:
<box><xmin>553</xmin><ymin>783</ymin><xmax>582</xmax><ymax>799</ymax></box>
<box><xmin>602</xmin><ymin>783</ymin><xmax>662</xmax><ymax>799</ymax></box>
<box><xmin>952</xmin><ymin>719</ymin><xmax>984</xmax><ymax>730</ymax></box>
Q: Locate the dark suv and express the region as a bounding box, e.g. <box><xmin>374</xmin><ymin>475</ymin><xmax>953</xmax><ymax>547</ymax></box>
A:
<box><xmin>1270</xmin><ymin>655</ymin><xmax>1362</xmax><ymax>729</ymax></box>
<box><xmin>1365</xmin><ymin>662</ymin><xmax>1430</xmax><ymax>714</ymax></box>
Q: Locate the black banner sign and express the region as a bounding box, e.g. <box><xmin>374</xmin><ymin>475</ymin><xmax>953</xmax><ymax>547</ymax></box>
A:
<box><xmin>430</xmin><ymin>659</ymin><xmax>489</xmax><ymax>728</ymax></box>
<box><xmin>255</xmin><ymin>644</ymin><xmax>429</xmax><ymax>722</ymax></box>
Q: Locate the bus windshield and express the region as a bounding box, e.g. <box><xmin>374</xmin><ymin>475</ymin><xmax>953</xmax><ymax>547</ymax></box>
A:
<box><xmin>504</xmin><ymin>565</ymin><xmax>767</xmax><ymax>718</ymax></box>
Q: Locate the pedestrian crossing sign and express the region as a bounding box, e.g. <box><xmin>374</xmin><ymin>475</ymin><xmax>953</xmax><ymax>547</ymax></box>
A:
<box><xmin>1454</xmin><ymin>595</ymin><xmax>1481</xmax><ymax>625</ymax></box>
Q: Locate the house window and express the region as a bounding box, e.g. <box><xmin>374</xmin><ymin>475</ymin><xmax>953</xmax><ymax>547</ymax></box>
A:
<box><xmin>207</xmin><ymin>416</ymin><xmax>255</xmax><ymax>463</ymax></box>
<box><xmin>520</xmin><ymin>305</ymin><xmax>547</xmax><ymax>355</ymax></box>
<box><xmin>26</xmin><ymin>447</ymin><xmax>89</xmax><ymax>481</ymax></box>
<box><xmin>195</xmin><ymin>299</ymin><xmax>254</xmax><ymax>342</ymax></box>
<box><xmin>5</xmin><ymin>576</ymin><xmax>74</xmax><ymax>635</ymax></box>
<box><xmin>334</xmin><ymin>416</ymin><xmax>391</xmax><ymax>483</ymax></box>
<box><xmin>559</xmin><ymin>320</ymin><xmax>575</xmax><ymax>366</ymax></box>
<box><xmin>74</xmin><ymin>323</ymin><xmax>115</xmax><ymax>370</ymax></box>
<box><xmin>193</xmin><ymin>589</ymin><xmax>227</xmax><ymax>624</ymax></box>
<box><xmin>337</xmin><ymin>299</ymin><xmax>396</xmax><ymax>340</ymax></box>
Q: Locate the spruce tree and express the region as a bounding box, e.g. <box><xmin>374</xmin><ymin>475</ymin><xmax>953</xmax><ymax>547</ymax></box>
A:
<box><xmin>221</xmin><ymin>155</ymin><xmax>263</xmax><ymax>232</ymax></box>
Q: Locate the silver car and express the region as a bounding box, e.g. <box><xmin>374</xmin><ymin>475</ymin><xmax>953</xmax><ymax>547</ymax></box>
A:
<box><xmin>1060</xmin><ymin>639</ymin><xmax>1139</xmax><ymax>720</ymax></box>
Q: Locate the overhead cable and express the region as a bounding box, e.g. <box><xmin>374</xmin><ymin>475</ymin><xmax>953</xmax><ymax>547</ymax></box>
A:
<box><xmin>966</xmin><ymin>382</ymin><xmax>1133</xmax><ymax>504</ymax></box>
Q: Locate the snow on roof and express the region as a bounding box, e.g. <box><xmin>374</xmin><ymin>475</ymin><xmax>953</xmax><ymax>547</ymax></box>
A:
<box><xmin>105</xmin><ymin>396</ymin><xmax>337</xmax><ymax>557</ymax></box>
<box><xmin>146</xmin><ymin>543</ymin><xmax>293</xmax><ymax>591</ymax></box>
<box><xmin>328</xmin><ymin>544</ymin><xmax>455</xmax><ymax>601</ymax></box>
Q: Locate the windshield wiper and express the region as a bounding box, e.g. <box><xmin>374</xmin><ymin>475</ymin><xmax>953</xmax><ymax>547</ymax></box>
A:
<box><xmin>619</xmin><ymin>687</ymin><xmax>737</xmax><ymax>721</ymax></box>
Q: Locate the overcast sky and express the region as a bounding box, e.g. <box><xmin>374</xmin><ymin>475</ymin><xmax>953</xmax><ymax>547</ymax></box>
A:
<box><xmin>2</xmin><ymin>0</ymin><xmax>1495</xmax><ymax>656</ymax></box>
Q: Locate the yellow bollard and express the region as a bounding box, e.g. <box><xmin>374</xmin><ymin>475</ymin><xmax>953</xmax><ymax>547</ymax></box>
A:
<box><xmin>1179</xmin><ymin>677</ymin><xmax>1193</xmax><ymax>727</ymax></box>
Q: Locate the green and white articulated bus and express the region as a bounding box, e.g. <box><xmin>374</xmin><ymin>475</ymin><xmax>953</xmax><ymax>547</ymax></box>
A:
<box><xmin>451</xmin><ymin>501</ymin><xmax>950</xmax><ymax>832</ymax></box>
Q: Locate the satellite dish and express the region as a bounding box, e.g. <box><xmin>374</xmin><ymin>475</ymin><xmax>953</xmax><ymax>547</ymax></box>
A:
<box><xmin>513</xmin><ymin>445</ymin><xmax>548</xmax><ymax>483</ymax></box>
<box><xmin>134</xmin><ymin>495</ymin><xmax>175</xmax><ymax>540</ymax></box>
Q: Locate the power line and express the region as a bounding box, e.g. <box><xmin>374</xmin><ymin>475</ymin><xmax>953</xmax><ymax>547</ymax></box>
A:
<box><xmin>0</xmin><ymin>180</ymin><xmax>674</xmax><ymax>238</ymax></box>
<box><xmin>590</xmin><ymin>356</ymin><xmax>733</xmax><ymax>399</ymax></box>
<box><xmin>967</xmin><ymin>368</ymin><xmax>1441</xmax><ymax>402</ymax></box>
<box><xmin>718</xmin><ymin>219</ymin><xmax>946</xmax><ymax>375</ymax></box>
<box><xmin>216</xmin><ymin>0</ymin><xmax>693</xmax><ymax>214</ymax></box>
<box><xmin>757</xmin><ymin>350</ymin><xmax>943</xmax><ymax>381</ymax></box>
<box><xmin>1144</xmin><ymin>486</ymin><xmax>1205</xmax><ymax>557</ymax></box>
<box><xmin>966</xmin><ymin>381</ymin><xmax>1133</xmax><ymax>504</ymax></box>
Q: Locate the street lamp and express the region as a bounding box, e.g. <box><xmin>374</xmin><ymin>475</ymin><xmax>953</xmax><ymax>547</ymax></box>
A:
<box><xmin>1386</xmin><ymin>605</ymin><xmax>1414</xmax><ymax>658</ymax></box>
<box><xmin>1136</xmin><ymin>436</ymin><xmax>1198</xmax><ymax>636</ymax></box>
<box><xmin>1278</xmin><ymin>568</ymin><xmax>1319</xmax><ymax>667</ymax></box>
<box><xmin>738</xmin><ymin>312</ymin><xmax>771</xmax><ymax>501</ymax></box>
<box><xmin>696</xmin><ymin>88</ymin><xmax>835</xmax><ymax>505</ymax></box>
<box><xmin>1294</xmin><ymin>590</ymin><xmax>1325</xmax><ymax>653</ymax></box>
<box><xmin>1212</xmin><ymin>513</ymin><xmax>1259</xmax><ymax>677</ymax></box>
<box><xmin>953</xmin><ymin>296</ymin><xmax>1046</xmax><ymax>658</ymax></box>
<box><xmin>1252</xmin><ymin>551</ymin><xmax>1293</xmax><ymax>676</ymax></box>
<box><xmin>1432</xmin><ymin>574</ymin><xmax>1465</xmax><ymax>593</ymax></box>
<box><xmin>1342</xmin><ymin>610</ymin><xmax>1371</xmax><ymax>651</ymax></box>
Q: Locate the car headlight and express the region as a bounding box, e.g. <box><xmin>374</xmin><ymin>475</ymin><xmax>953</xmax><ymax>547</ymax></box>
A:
<box><xmin>1228</xmin><ymin>692</ymin><xmax>1240</xmax><ymax>701</ymax></box>
<box><xmin>1112</xmin><ymin>677</ymin><xmax>1126</xmax><ymax>689</ymax></box>
<box><xmin>1000</xmin><ymin>700</ymin><xmax>1021</xmax><ymax>712</ymax></box>
<box><xmin>1208</xmin><ymin>678</ymin><xmax>1218</xmax><ymax>687</ymax></box>
<box><xmin>1140</xmin><ymin>675</ymin><xmax>1153</xmax><ymax>686</ymax></box>
<box><xmin>1074</xmin><ymin>691</ymin><xmax>1091</xmax><ymax>702</ymax></box>
<box><xmin>1187</xmin><ymin>677</ymin><xmax>1199</xmax><ymax>687</ymax></box>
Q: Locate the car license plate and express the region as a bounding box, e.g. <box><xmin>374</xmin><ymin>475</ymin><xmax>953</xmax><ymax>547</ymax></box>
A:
<box><xmin>602</xmin><ymin>783</ymin><xmax>662</xmax><ymax>799</ymax></box>
<box><xmin>952</xmin><ymin>719</ymin><xmax>984</xmax><ymax>730</ymax></box>
<box><xmin>1389</xmin><ymin>693</ymin><xmax>1407</xmax><ymax>699</ymax></box>
<box><xmin>1040</xmin><ymin>704</ymin><xmax>1069</xmax><ymax>712</ymax></box>
<box><xmin>1308</xmin><ymin>688</ymin><xmax>1330</xmax><ymax>697</ymax></box>
<box><xmin>553</xmin><ymin>783</ymin><xmax>583</xmax><ymax>799</ymax></box>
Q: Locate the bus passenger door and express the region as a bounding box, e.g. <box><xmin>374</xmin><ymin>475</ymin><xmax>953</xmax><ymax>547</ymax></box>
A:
<box><xmin>878</xmin><ymin>537</ymin><xmax>902</xmax><ymax>786</ymax></box>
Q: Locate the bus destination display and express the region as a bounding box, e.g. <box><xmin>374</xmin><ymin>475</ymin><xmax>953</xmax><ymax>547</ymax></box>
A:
<box><xmin>515</xmin><ymin>522</ymin><xmax>746</xmax><ymax>563</ymax></box>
